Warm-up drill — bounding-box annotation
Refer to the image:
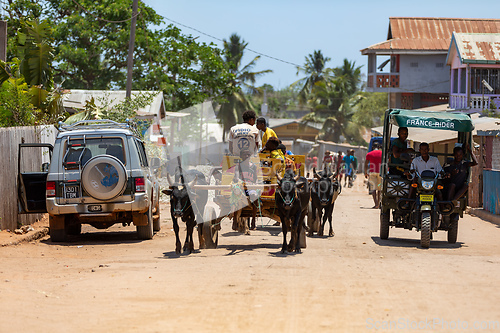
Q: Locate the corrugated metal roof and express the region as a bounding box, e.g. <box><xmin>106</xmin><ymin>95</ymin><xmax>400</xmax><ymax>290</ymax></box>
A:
<box><xmin>361</xmin><ymin>17</ymin><xmax>500</xmax><ymax>54</ymax></box>
<box><xmin>62</xmin><ymin>90</ymin><xmax>164</xmax><ymax>117</ymax></box>
<box><xmin>450</xmin><ymin>33</ymin><xmax>500</xmax><ymax>64</ymax></box>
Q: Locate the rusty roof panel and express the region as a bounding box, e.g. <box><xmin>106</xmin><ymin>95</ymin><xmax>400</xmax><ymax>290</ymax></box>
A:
<box><xmin>452</xmin><ymin>33</ymin><xmax>500</xmax><ymax>63</ymax></box>
<box><xmin>362</xmin><ymin>18</ymin><xmax>500</xmax><ymax>54</ymax></box>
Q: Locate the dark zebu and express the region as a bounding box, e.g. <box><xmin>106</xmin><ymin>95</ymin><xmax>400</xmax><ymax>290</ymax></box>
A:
<box><xmin>275</xmin><ymin>169</ymin><xmax>310</xmax><ymax>253</ymax></box>
<box><xmin>310</xmin><ymin>166</ymin><xmax>341</xmax><ymax>237</ymax></box>
<box><xmin>163</xmin><ymin>169</ymin><xmax>208</xmax><ymax>253</ymax></box>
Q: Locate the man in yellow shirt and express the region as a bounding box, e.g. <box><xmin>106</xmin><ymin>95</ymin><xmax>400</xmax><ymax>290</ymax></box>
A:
<box><xmin>256</xmin><ymin>117</ymin><xmax>277</xmax><ymax>150</ymax></box>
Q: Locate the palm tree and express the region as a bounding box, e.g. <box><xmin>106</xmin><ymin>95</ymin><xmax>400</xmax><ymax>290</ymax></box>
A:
<box><xmin>300</xmin><ymin>59</ymin><xmax>365</xmax><ymax>144</ymax></box>
<box><xmin>218</xmin><ymin>34</ymin><xmax>272</xmax><ymax>141</ymax></box>
<box><xmin>292</xmin><ymin>50</ymin><xmax>332</xmax><ymax>104</ymax></box>
<box><xmin>333</xmin><ymin>59</ymin><xmax>363</xmax><ymax>97</ymax></box>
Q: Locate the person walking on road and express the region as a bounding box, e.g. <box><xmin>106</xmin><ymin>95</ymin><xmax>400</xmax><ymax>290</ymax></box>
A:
<box><xmin>364</xmin><ymin>142</ymin><xmax>382</xmax><ymax>208</ymax></box>
<box><xmin>228</xmin><ymin>110</ymin><xmax>261</xmax><ymax>157</ymax></box>
<box><xmin>343</xmin><ymin>150</ymin><xmax>356</xmax><ymax>188</ymax></box>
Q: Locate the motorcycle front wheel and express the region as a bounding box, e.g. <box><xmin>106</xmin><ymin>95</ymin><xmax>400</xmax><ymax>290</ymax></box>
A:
<box><xmin>420</xmin><ymin>212</ymin><xmax>431</xmax><ymax>249</ymax></box>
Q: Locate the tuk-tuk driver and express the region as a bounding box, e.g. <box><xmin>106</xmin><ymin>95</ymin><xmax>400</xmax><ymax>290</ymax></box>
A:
<box><xmin>406</xmin><ymin>142</ymin><xmax>443</xmax><ymax>202</ymax></box>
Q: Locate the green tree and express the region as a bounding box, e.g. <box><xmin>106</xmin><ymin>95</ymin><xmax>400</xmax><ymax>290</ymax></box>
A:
<box><xmin>2</xmin><ymin>0</ymin><xmax>235</xmax><ymax>112</ymax></box>
<box><xmin>352</xmin><ymin>92</ymin><xmax>388</xmax><ymax>128</ymax></box>
<box><xmin>217</xmin><ymin>34</ymin><xmax>272</xmax><ymax>141</ymax></box>
<box><xmin>292</xmin><ymin>50</ymin><xmax>332</xmax><ymax>104</ymax></box>
<box><xmin>0</xmin><ymin>19</ymin><xmax>64</xmax><ymax>126</ymax></box>
<box><xmin>300</xmin><ymin>58</ymin><xmax>365</xmax><ymax>144</ymax></box>
<box><xmin>0</xmin><ymin>76</ymin><xmax>38</xmax><ymax>127</ymax></box>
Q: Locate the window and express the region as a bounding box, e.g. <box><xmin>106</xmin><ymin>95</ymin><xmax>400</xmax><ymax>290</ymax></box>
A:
<box><xmin>470</xmin><ymin>68</ymin><xmax>500</xmax><ymax>94</ymax></box>
<box><xmin>410</xmin><ymin>62</ymin><xmax>418</xmax><ymax>68</ymax></box>
<box><xmin>287</xmin><ymin>124</ymin><xmax>298</xmax><ymax>130</ymax></box>
<box><xmin>134</xmin><ymin>139</ymin><xmax>148</xmax><ymax>167</ymax></box>
<box><xmin>63</xmin><ymin>137</ymin><xmax>126</xmax><ymax>167</ymax></box>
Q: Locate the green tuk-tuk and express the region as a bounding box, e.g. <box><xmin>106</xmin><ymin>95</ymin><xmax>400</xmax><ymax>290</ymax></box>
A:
<box><xmin>379</xmin><ymin>109</ymin><xmax>474</xmax><ymax>248</ymax></box>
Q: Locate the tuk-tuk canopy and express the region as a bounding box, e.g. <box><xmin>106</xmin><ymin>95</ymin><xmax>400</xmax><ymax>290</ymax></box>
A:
<box><xmin>388</xmin><ymin>109</ymin><xmax>474</xmax><ymax>132</ymax></box>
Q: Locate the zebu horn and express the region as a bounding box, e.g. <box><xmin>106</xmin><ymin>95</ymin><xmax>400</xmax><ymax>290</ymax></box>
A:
<box><xmin>166</xmin><ymin>173</ymin><xmax>174</xmax><ymax>186</ymax></box>
<box><xmin>188</xmin><ymin>175</ymin><xmax>198</xmax><ymax>188</ymax></box>
<box><xmin>276</xmin><ymin>172</ymin><xmax>282</xmax><ymax>182</ymax></box>
<box><xmin>313</xmin><ymin>167</ymin><xmax>320</xmax><ymax>180</ymax></box>
<box><xmin>294</xmin><ymin>174</ymin><xmax>300</xmax><ymax>181</ymax></box>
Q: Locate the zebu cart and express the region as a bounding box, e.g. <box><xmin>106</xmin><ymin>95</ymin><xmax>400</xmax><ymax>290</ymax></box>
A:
<box><xmin>196</xmin><ymin>154</ymin><xmax>307</xmax><ymax>249</ymax></box>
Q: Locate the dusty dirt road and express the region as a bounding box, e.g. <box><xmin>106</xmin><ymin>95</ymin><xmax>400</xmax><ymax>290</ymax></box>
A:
<box><xmin>1</xmin><ymin>181</ymin><xmax>500</xmax><ymax>333</ymax></box>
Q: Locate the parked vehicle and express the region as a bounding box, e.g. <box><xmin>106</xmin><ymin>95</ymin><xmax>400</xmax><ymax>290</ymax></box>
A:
<box><xmin>379</xmin><ymin>109</ymin><xmax>474</xmax><ymax>248</ymax></box>
<box><xmin>18</xmin><ymin>120</ymin><xmax>161</xmax><ymax>242</ymax></box>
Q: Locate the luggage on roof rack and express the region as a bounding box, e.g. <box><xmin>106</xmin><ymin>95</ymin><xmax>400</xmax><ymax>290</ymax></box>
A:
<box><xmin>57</xmin><ymin>119</ymin><xmax>140</xmax><ymax>136</ymax></box>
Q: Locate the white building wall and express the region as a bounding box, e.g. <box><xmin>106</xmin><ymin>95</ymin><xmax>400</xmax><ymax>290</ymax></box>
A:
<box><xmin>398</xmin><ymin>54</ymin><xmax>450</xmax><ymax>93</ymax></box>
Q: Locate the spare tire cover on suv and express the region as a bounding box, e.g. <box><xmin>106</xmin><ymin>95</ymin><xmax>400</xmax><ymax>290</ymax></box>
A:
<box><xmin>81</xmin><ymin>155</ymin><xmax>127</xmax><ymax>201</ymax></box>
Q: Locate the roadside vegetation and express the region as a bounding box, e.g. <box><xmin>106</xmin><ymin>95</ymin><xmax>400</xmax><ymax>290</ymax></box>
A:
<box><xmin>0</xmin><ymin>0</ymin><xmax>386</xmax><ymax>146</ymax></box>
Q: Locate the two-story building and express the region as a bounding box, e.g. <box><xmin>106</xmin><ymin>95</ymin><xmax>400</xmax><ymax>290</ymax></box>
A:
<box><xmin>361</xmin><ymin>17</ymin><xmax>500</xmax><ymax>110</ymax></box>
<box><xmin>446</xmin><ymin>32</ymin><xmax>500</xmax><ymax>112</ymax></box>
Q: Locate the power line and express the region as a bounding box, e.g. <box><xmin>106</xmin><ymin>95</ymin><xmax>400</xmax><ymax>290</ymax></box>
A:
<box><xmin>161</xmin><ymin>15</ymin><xmax>301</xmax><ymax>68</ymax></box>
<box><xmin>71</xmin><ymin>0</ymin><xmax>140</xmax><ymax>23</ymax></box>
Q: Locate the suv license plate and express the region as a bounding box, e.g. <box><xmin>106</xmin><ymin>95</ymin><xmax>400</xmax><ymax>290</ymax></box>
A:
<box><xmin>64</xmin><ymin>185</ymin><xmax>80</xmax><ymax>199</ymax></box>
<box><xmin>88</xmin><ymin>205</ymin><xmax>102</xmax><ymax>212</ymax></box>
<box><xmin>420</xmin><ymin>194</ymin><xmax>434</xmax><ymax>202</ymax></box>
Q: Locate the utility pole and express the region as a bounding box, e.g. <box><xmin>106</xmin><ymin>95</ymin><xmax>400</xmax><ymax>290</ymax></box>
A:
<box><xmin>0</xmin><ymin>21</ymin><xmax>7</xmax><ymax>62</ymax></box>
<box><xmin>126</xmin><ymin>0</ymin><xmax>139</xmax><ymax>99</ymax></box>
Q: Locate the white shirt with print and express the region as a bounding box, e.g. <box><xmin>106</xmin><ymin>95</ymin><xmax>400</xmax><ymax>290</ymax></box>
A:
<box><xmin>228</xmin><ymin>123</ymin><xmax>261</xmax><ymax>156</ymax></box>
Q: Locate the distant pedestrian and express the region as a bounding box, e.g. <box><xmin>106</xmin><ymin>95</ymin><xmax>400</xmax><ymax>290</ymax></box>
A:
<box><xmin>364</xmin><ymin>142</ymin><xmax>382</xmax><ymax>208</ymax></box>
<box><xmin>343</xmin><ymin>150</ymin><xmax>356</xmax><ymax>188</ymax></box>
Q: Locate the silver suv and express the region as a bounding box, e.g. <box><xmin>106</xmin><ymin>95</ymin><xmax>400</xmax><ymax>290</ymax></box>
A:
<box><xmin>18</xmin><ymin>120</ymin><xmax>161</xmax><ymax>242</ymax></box>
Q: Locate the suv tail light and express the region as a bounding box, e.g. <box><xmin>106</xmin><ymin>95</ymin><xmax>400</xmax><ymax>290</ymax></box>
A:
<box><xmin>46</xmin><ymin>181</ymin><xmax>56</xmax><ymax>197</ymax></box>
<box><xmin>135</xmin><ymin>177</ymin><xmax>145</xmax><ymax>192</ymax></box>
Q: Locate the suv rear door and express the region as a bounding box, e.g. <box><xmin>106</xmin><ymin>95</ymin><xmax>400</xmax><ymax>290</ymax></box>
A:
<box><xmin>18</xmin><ymin>143</ymin><xmax>53</xmax><ymax>213</ymax></box>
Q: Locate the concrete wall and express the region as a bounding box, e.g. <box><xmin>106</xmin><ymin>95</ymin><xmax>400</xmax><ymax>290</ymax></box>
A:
<box><xmin>398</xmin><ymin>54</ymin><xmax>450</xmax><ymax>93</ymax></box>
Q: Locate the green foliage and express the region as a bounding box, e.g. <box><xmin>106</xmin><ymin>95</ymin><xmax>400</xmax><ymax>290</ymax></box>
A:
<box><xmin>484</xmin><ymin>100</ymin><xmax>500</xmax><ymax>118</ymax></box>
<box><xmin>15</xmin><ymin>19</ymin><xmax>55</xmax><ymax>89</ymax></box>
<box><xmin>352</xmin><ymin>92</ymin><xmax>388</xmax><ymax>127</ymax></box>
<box><xmin>247</xmin><ymin>84</ymin><xmax>304</xmax><ymax>118</ymax></box>
<box><xmin>2</xmin><ymin>1</ymin><xmax>236</xmax><ymax>113</ymax></box>
<box><xmin>292</xmin><ymin>50</ymin><xmax>333</xmax><ymax>104</ymax></box>
<box><xmin>65</xmin><ymin>92</ymin><xmax>157</xmax><ymax>137</ymax></box>
<box><xmin>217</xmin><ymin>34</ymin><xmax>272</xmax><ymax>140</ymax></box>
<box><xmin>299</xmin><ymin>56</ymin><xmax>365</xmax><ymax>144</ymax></box>
<box><xmin>0</xmin><ymin>77</ymin><xmax>38</xmax><ymax>126</ymax></box>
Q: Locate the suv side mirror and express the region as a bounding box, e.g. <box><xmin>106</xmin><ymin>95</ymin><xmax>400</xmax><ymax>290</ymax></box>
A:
<box><xmin>150</xmin><ymin>157</ymin><xmax>161</xmax><ymax>169</ymax></box>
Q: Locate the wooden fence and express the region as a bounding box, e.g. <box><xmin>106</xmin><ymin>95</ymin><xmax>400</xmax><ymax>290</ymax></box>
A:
<box><xmin>0</xmin><ymin>126</ymin><xmax>57</xmax><ymax>231</ymax></box>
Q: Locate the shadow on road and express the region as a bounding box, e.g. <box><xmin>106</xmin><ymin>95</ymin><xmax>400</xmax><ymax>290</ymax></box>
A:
<box><xmin>40</xmin><ymin>231</ymin><xmax>149</xmax><ymax>246</ymax></box>
<box><xmin>221</xmin><ymin>226</ymin><xmax>282</xmax><ymax>237</ymax></box>
<box><xmin>161</xmin><ymin>249</ymin><xmax>202</xmax><ymax>258</ymax></box>
<box><xmin>220</xmin><ymin>243</ymin><xmax>282</xmax><ymax>256</ymax></box>
<box><xmin>371</xmin><ymin>236</ymin><xmax>464</xmax><ymax>249</ymax></box>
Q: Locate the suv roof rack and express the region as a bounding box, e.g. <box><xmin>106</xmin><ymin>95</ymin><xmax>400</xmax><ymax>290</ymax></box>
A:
<box><xmin>58</xmin><ymin>119</ymin><xmax>140</xmax><ymax>136</ymax></box>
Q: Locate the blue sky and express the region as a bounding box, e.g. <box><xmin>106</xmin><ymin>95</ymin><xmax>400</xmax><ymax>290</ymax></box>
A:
<box><xmin>142</xmin><ymin>0</ymin><xmax>500</xmax><ymax>89</ymax></box>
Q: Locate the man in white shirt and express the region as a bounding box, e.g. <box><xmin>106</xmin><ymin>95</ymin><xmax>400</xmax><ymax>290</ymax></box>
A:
<box><xmin>406</xmin><ymin>142</ymin><xmax>444</xmax><ymax>202</ymax></box>
<box><xmin>410</xmin><ymin>142</ymin><xmax>442</xmax><ymax>176</ymax></box>
<box><xmin>228</xmin><ymin>110</ymin><xmax>261</xmax><ymax>156</ymax></box>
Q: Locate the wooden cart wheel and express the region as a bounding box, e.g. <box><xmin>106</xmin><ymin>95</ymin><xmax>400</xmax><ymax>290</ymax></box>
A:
<box><xmin>202</xmin><ymin>205</ymin><xmax>219</xmax><ymax>249</ymax></box>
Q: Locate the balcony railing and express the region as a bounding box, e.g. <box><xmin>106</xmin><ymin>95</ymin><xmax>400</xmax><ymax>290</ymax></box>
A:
<box><xmin>367</xmin><ymin>73</ymin><xmax>399</xmax><ymax>88</ymax></box>
<box><xmin>449</xmin><ymin>93</ymin><xmax>500</xmax><ymax>110</ymax></box>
